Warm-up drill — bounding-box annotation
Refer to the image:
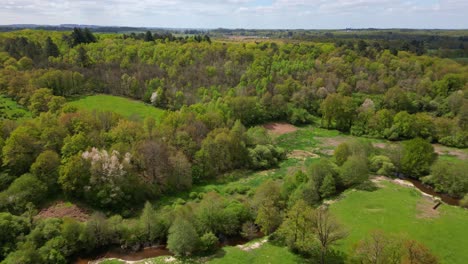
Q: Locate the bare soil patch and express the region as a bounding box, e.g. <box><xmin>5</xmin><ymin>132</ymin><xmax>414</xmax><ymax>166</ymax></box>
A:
<box><xmin>433</xmin><ymin>144</ymin><xmax>468</xmax><ymax>160</ymax></box>
<box><xmin>416</xmin><ymin>196</ymin><xmax>440</xmax><ymax>219</ymax></box>
<box><xmin>263</xmin><ymin>122</ymin><xmax>298</xmax><ymax>135</ymax></box>
<box><xmin>288</xmin><ymin>150</ymin><xmax>319</xmax><ymax>160</ymax></box>
<box><xmin>237</xmin><ymin>239</ymin><xmax>268</xmax><ymax>251</ymax></box>
<box><xmin>37</xmin><ymin>201</ymin><xmax>90</xmax><ymax>222</ymax></box>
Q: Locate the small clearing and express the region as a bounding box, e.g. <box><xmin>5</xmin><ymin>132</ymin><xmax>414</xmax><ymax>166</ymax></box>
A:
<box><xmin>237</xmin><ymin>239</ymin><xmax>268</xmax><ymax>251</ymax></box>
<box><xmin>288</xmin><ymin>150</ymin><xmax>319</xmax><ymax>160</ymax></box>
<box><xmin>37</xmin><ymin>201</ymin><xmax>90</xmax><ymax>222</ymax></box>
<box><xmin>263</xmin><ymin>122</ymin><xmax>298</xmax><ymax>135</ymax></box>
<box><xmin>416</xmin><ymin>196</ymin><xmax>440</xmax><ymax>219</ymax></box>
<box><xmin>432</xmin><ymin>144</ymin><xmax>468</xmax><ymax>160</ymax></box>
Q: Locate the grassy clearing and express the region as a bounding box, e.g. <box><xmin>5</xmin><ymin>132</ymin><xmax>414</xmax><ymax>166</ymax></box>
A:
<box><xmin>0</xmin><ymin>95</ymin><xmax>31</xmax><ymax>120</ymax></box>
<box><xmin>67</xmin><ymin>95</ymin><xmax>165</xmax><ymax>121</ymax></box>
<box><xmin>330</xmin><ymin>181</ymin><xmax>468</xmax><ymax>264</ymax></box>
<box><xmin>206</xmin><ymin>240</ymin><xmax>305</xmax><ymax>264</ymax></box>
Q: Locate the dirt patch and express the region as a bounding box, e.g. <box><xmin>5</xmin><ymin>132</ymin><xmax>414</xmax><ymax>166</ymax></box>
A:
<box><xmin>37</xmin><ymin>201</ymin><xmax>90</xmax><ymax>222</ymax></box>
<box><xmin>288</xmin><ymin>150</ymin><xmax>319</xmax><ymax>160</ymax></box>
<box><xmin>433</xmin><ymin>144</ymin><xmax>468</xmax><ymax>160</ymax></box>
<box><xmin>237</xmin><ymin>239</ymin><xmax>268</xmax><ymax>251</ymax></box>
<box><xmin>416</xmin><ymin>196</ymin><xmax>440</xmax><ymax>219</ymax></box>
<box><xmin>263</xmin><ymin>122</ymin><xmax>298</xmax><ymax>135</ymax></box>
<box><xmin>315</xmin><ymin>136</ymin><xmax>352</xmax><ymax>156</ymax></box>
<box><xmin>371</xmin><ymin>176</ymin><xmax>388</xmax><ymax>188</ymax></box>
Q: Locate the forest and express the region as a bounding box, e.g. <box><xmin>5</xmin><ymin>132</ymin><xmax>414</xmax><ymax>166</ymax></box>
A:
<box><xmin>0</xmin><ymin>28</ymin><xmax>467</xmax><ymax>264</ymax></box>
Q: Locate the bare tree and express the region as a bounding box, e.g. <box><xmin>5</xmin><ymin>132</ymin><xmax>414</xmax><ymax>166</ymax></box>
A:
<box><xmin>312</xmin><ymin>207</ymin><xmax>348</xmax><ymax>264</ymax></box>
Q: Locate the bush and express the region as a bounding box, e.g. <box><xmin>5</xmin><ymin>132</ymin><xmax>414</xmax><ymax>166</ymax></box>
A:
<box><xmin>370</xmin><ymin>155</ymin><xmax>396</xmax><ymax>177</ymax></box>
<box><xmin>1</xmin><ymin>174</ymin><xmax>47</xmax><ymax>213</ymax></box>
<box><xmin>248</xmin><ymin>144</ymin><xmax>286</xmax><ymax>170</ymax></box>
<box><xmin>461</xmin><ymin>194</ymin><xmax>468</xmax><ymax>209</ymax></box>
<box><xmin>200</xmin><ymin>232</ymin><xmax>218</xmax><ymax>253</ymax></box>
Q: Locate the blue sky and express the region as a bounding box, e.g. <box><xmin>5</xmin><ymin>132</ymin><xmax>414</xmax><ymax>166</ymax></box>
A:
<box><xmin>1</xmin><ymin>0</ymin><xmax>467</xmax><ymax>29</ymax></box>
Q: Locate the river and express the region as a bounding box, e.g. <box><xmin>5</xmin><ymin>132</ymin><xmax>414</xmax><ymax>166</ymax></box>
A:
<box><xmin>403</xmin><ymin>177</ymin><xmax>461</xmax><ymax>206</ymax></box>
<box><xmin>74</xmin><ymin>234</ymin><xmax>258</xmax><ymax>264</ymax></box>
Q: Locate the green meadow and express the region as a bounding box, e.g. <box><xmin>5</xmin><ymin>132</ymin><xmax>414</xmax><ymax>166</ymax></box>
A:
<box><xmin>0</xmin><ymin>95</ymin><xmax>31</xmax><ymax>120</ymax></box>
<box><xmin>67</xmin><ymin>95</ymin><xmax>165</xmax><ymax>121</ymax></box>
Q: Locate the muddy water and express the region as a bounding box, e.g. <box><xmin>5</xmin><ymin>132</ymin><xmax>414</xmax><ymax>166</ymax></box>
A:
<box><xmin>74</xmin><ymin>246</ymin><xmax>171</xmax><ymax>264</ymax></box>
<box><xmin>404</xmin><ymin>178</ymin><xmax>461</xmax><ymax>206</ymax></box>
<box><xmin>75</xmin><ymin>233</ymin><xmax>263</xmax><ymax>264</ymax></box>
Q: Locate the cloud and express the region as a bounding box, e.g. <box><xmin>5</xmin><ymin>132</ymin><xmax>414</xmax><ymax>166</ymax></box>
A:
<box><xmin>0</xmin><ymin>0</ymin><xmax>467</xmax><ymax>28</ymax></box>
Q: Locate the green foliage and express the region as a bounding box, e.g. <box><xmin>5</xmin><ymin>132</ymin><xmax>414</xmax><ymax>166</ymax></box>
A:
<box><xmin>423</xmin><ymin>160</ymin><xmax>468</xmax><ymax>197</ymax></box>
<box><xmin>401</xmin><ymin>138</ymin><xmax>436</xmax><ymax>178</ymax></box>
<box><xmin>0</xmin><ymin>174</ymin><xmax>47</xmax><ymax>213</ymax></box>
<box><xmin>167</xmin><ymin>217</ymin><xmax>199</xmax><ymax>256</ymax></box>
<box><xmin>340</xmin><ymin>156</ymin><xmax>369</xmax><ymax>187</ymax></box>
<box><xmin>0</xmin><ymin>212</ymin><xmax>28</xmax><ymax>260</ymax></box>
<box><xmin>248</xmin><ymin>144</ymin><xmax>285</xmax><ymax>170</ymax></box>
<box><xmin>200</xmin><ymin>232</ymin><xmax>218</xmax><ymax>253</ymax></box>
<box><xmin>334</xmin><ymin>143</ymin><xmax>351</xmax><ymax>166</ymax></box>
<box><xmin>369</xmin><ymin>155</ymin><xmax>395</xmax><ymax>177</ymax></box>
<box><xmin>30</xmin><ymin>150</ymin><xmax>60</xmax><ymax>189</ymax></box>
<box><xmin>320</xmin><ymin>174</ymin><xmax>337</xmax><ymax>198</ymax></box>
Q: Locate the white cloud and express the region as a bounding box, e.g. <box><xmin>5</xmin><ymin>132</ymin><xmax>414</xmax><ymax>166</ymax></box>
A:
<box><xmin>0</xmin><ymin>0</ymin><xmax>467</xmax><ymax>28</ymax></box>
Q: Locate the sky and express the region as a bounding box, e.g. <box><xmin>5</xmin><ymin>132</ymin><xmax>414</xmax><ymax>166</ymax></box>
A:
<box><xmin>1</xmin><ymin>0</ymin><xmax>468</xmax><ymax>29</ymax></box>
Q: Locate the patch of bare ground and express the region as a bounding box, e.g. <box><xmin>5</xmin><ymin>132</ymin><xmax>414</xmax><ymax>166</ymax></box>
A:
<box><xmin>433</xmin><ymin>144</ymin><xmax>468</xmax><ymax>160</ymax></box>
<box><xmin>263</xmin><ymin>122</ymin><xmax>298</xmax><ymax>135</ymax></box>
<box><xmin>417</xmin><ymin>196</ymin><xmax>440</xmax><ymax>219</ymax></box>
<box><xmin>288</xmin><ymin>150</ymin><xmax>319</xmax><ymax>160</ymax></box>
<box><xmin>370</xmin><ymin>176</ymin><xmax>388</xmax><ymax>188</ymax></box>
<box><xmin>37</xmin><ymin>201</ymin><xmax>90</xmax><ymax>222</ymax></box>
<box><xmin>373</xmin><ymin>142</ymin><xmax>467</xmax><ymax>161</ymax></box>
<box><xmin>315</xmin><ymin>136</ymin><xmax>351</xmax><ymax>155</ymax></box>
<box><xmin>237</xmin><ymin>239</ymin><xmax>268</xmax><ymax>251</ymax></box>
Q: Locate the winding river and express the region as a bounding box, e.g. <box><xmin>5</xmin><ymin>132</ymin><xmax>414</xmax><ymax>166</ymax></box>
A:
<box><xmin>74</xmin><ymin>235</ymin><xmax>256</xmax><ymax>264</ymax></box>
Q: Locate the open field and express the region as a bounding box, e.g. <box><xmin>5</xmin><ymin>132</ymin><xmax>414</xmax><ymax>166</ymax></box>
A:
<box><xmin>67</xmin><ymin>95</ymin><xmax>165</xmax><ymax>121</ymax></box>
<box><xmin>330</xmin><ymin>180</ymin><xmax>468</xmax><ymax>264</ymax></box>
<box><xmin>0</xmin><ymin>95</ymin><xmax>31</xmax><ymax>120</ymax></box>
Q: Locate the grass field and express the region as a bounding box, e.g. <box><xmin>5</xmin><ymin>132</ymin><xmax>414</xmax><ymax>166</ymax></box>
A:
<box><xmin>67</xmin><ymin>95</ymin><xmax>165</xmax><ymax>121</ymax></box>
<box><xmin>330</xmin><ymin>181</ymin><xmax>468</xmax><ymax>264</ymax></box>
<box><xmin>0</xmin><ymin>95</ymin><xmax>31</xmax><ymax>120</ymax></box>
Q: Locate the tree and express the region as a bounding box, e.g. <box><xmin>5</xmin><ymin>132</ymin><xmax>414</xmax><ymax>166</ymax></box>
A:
<box><xmin>255</xmin><ymin>199</ymin><xmax>281</xmax><ymax>235</ymax></box>
<box><xmin>30</xmin><ymin>150</ymin><xmax>60</xmax><ymax>191</ymax></box>
<box><xmin>2</xmin><ymin>125</ymin><xmax>42</xmax><ymax>175</ymax></box>
<box><xmin>277</xmin><ymin>199</ymin><xmax>315</xmax><ymax>253</ymax></box>
<box><xmin>58</xmin><ymin>154</ymin><xmax>91</xmax><ymax>198</ymax></box>
<box><xmin>334</xmin><ymin>143</ymin><xmax>351</xmax><ymax>166</ymax></box>
<box><xmin>320</xmin><ymin>174</ymin><xmax>336</xmax><ymax>199</ymax></box>
<box><xmin>2</xmin><ymin>174</ymin><xmax>47</xmax><ymax>213</ymax></box>
<box><xmin>404</xmin><ymin>240</ymin><xmax>438</xmax><ymax>264</ymax></box>
<box><xmin>139</xmin><ymin>201</ymin><xmax>159</xmax><ymax>243</ymax></box>
<box><xmin>44</xmin><ymin>37</ymin><xmax>60</xmax><ymax>58</ymax></box>
<box><xmin>320</xmin><ymin>93</ymin><xmax>355</xmax><ymax>132</ymax></box>
<box><xmin>167</xmin><ymin>217</ymin><xmax>199</xmax><ymax>256</ymax></box>
<box><xmin>340</xmin><ymin>155</ymin><xmax>369</xmax><ymax>187</ymax></box>
<box><xmin>352</xmin><ymin>230</ymin><xmax>404</xmax><ymax>264</ymax></box>
<box><xmin>311</xmin><ymin>208</ymin><xmax>347</xmax><ymax>264</ymax></box>
<box><xmin>401</xmin><ymin>138</ymin><xmax>436</xmax><ymax>178</ymax></box>
<box><xmin>0</xmin><ymin>212</ymin><xmax>29</xmax><ymax>260</ymax></box>
<box><xmin>241</xmin><ymin>221</ymin><xmax>258</xmax><ymax>240</ymax></box>
<box><xmin>424</xmin><ymin>160</ymin><xmax>468</xmax><ymax>197</ymax></box>
<box><xmin>200</xmin><ymin>232</ymin><xmax>218</xmax><ymax>253</ymax></box>
<box><xmin>144</xmin><ymin>31</ymin><xmax>154</xmax><ymax>42</ymax></box>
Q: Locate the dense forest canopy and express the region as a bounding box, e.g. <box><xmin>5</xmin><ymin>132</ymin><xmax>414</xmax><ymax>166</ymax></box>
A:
<box><xmin>0</xmin><ymin>28</ymin><xmax>467</xmax><ymax>263</ymax></box>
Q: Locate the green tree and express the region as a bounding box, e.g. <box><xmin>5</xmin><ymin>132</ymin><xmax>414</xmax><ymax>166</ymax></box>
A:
<box><xmin>401</xmin><ymin>138</ymin><xmax>436</xmax><ymax>178</ymax></box>
<box><xmin>320</xmin><ymin>174</ymin><xmax>337</xmax><ymax>198</ymax></box>
<box><xmin>340</xmin><ymin>155</ymin><xmax>369</xmax><ymax>187</ymax></box>
<box><xmin>167</xmin><ymin>217</ymin><xmax>199</xmax><ymax>256</ymax></box>
<box><xmin>334</xmin><ymin>143</ymin><xmax>351</xmax><ymax>166</ymax></box>
<box><xmin>30</xmin><ymin>150</ymin><xmax>60</xmax><ymax>190</ymax></box>
<box><xmin>0</xmin><ymin>212</ymin><xmax>29</xmax><ymax>259</ymax></box>
<box><xmin>277</xmin><ymin>199</ymin><xmax>315</xmax><ymax>253</ymax></box>
<box><xmin>200</xmin><ymin>232</ymin><xmax>218</xmax><ymax>253</ymax></box>
<box><xmin>139</xmin><ymin>201</ymin><xmax>159</xmax><ymax>243</ymax></box>
<box><xmin>44</xmin><ymin>37</ymin><xmax>60</xmax><ymax>58</ymax></box>
<box><xmin>320</xmin><ymin>93</ymin><xmax>355</xmax><ymax>131</ymax></box>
